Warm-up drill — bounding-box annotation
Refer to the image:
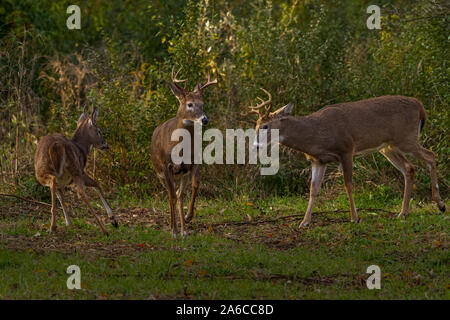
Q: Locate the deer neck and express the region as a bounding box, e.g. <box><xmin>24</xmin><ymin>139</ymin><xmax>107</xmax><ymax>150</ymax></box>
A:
<box><xmin>269</xmin><ymin>116</ymin><xmax>318</xmax><ymax>155</ymax></box>
<box><xmin>175</xmin><ymin>117</ymin><xmax>196</xmax><ymax>133</ymax></box>
<box><xmin>71</xmin><ymin>127</ymin><xmax>91</xmax><ymax>166</ymax></box>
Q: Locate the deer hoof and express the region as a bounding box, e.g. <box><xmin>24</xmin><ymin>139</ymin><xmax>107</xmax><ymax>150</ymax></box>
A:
<box><xmin>299</xmin><ymin>220</ymin><xmax>309</xmax><ymax>228</ymax></box>
<box><xmin>111</xmin><ymin>218</ymin><xmax>119</xmax><ymax>228</ymax></box>
<box><xmin>397</xmin><ymin>212</ymin><xmax>407</xmax><ymax>219</ymax></box>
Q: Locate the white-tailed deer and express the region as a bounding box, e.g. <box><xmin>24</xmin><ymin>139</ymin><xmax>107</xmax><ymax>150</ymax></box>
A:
<box><xmin>34</xmin><ymin>108</ymin><xmax>118</xmax><ymax>235</ymax></box>
<box><xmin>244</xmin><ymin>91</ymin><xmax>446</xmax><ymax>226</ymax></box>
<box><xmin>151</xmin><ymin>67</ymin><xmax>217</xmax><ymax>237</ymax></box>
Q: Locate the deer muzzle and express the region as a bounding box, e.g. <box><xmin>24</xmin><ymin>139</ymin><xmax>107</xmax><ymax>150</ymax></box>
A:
<box><xmin>100</xmin><ymin>143</ymin><xmax>109</xmax><ymax>150</ymax></box>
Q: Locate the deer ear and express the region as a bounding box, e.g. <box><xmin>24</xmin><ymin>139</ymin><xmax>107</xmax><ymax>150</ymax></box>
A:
<box><xmin>77</xmin><ymin>113</ymin><xmax>88</xmax><ymax>126</ymax></box>
<box><xmin>91</xmin><ymin>108</ymin><xmax>99</xmax><ymax>124</ymax></box>
<box><xmin>282</xmin><ymin>102</ymin><xmax>294</xmax><ymax>115</ymax></box>
<box><xmin>272</xmin><ymin>102</ymin><xmax>294</xmax><ymax>117</ymax></box>
<box><xmin>168</xmin><ymin>82</ymin><xmax>185</xmax><ymax>100</ymax></box>
<box><xmin>193</xmin><ymin>82</ymin><xmax>202</xmax><ymax>93</ymax></box>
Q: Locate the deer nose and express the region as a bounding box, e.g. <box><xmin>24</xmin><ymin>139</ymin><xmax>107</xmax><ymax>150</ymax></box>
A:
<box><xmin>202</xmin><ymin>116</ymin><xmax>208</xmax><ymax>125</ymax></box>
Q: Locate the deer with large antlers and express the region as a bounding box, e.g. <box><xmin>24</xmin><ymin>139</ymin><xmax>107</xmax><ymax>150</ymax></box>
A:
<box><xmin>244</xmin><ymin>90</ymin><xmax>446</xmax><ymax>226</ymax></box>
<box><xmin>34</xmin><ymin>108</ymin><xmax>118</xmax><ymax>235</ymax></box>
<box><xmin>151</xmin><ymin>67</ymin><xmax>217</xmax><ymax>237</ymax></box>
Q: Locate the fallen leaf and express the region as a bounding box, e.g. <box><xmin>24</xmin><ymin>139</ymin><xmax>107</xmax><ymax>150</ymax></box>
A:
<box><xmin>198</xmin><ymin>270</ymin><xmax>208</xmax><ymax>276</ymax></box>
<box><xmin>183</xmin><ymin>259</ymin><xmax>194</xmax><ymax>267</ymax></box>
<box><xmin>432</xmin><ymin>240</ymin><xmax>441</xmax><ymax>248</ymax></box>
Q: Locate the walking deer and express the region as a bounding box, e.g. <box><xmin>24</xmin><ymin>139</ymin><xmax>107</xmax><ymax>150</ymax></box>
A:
<box><xmin>151</xmin><ymin>67</ymin><xmax>217</xmax><ymax>237</ymax></box>
<box><xmin>244</xmin><ymin>91</ymin><xmax>446</xmax><ymax>227</ymax></box>
<box><xmin>34</xmin><ymin>108</ymin><xmax>118</xmax><ymax>235</ymax></box>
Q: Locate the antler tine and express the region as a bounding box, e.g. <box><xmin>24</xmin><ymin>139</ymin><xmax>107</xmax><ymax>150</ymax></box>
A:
<box><xmin>241</xmin><ymin>88</ymin><xmax>273</xmax><ymax>118</ymax></box>
<box><xmin>250</xmin><ymin>88</ymin><xmax>272</xmax><ymax>110</ymax></box>
<box><xmin>171</xmin><ymin>66</ymin><xmax>187</xmax><ymax>84</ymax></box>
<box><xmin>240</xmin><ymin>108</ymin><xmax>261</xmax><ymax>117</ymax></box>
<box><xmin>199</xmin><ymin>71</ymin><xmax>218</xmax><ymax>91</ymax></box>
<box><xmin>258</xmin><ymin>88</ymin><xmax>273</xmax><ymax>117</ymax></box>
<box><xmin>241</xmin><ymin>96</ymin><xmax>261</xmax><ymax>117</ymax></box>
<box><xmin>256</xmin><ymin>97</ymin><xmax>265</xmax><ymax>105</ymax></box>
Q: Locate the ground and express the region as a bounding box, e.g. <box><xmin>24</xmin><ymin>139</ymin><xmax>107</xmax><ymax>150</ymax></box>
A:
<box><xmin>0</xmin><ymin>186</ymin><xmax>448</xmax><ymax>299</ymax></box>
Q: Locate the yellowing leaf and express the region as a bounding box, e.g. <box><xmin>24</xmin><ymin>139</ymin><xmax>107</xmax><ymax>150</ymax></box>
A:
<box><xmin>183</xmin><ymin>259</ymin><xmax>194</xmax><ymax>267</ymax></box>
<box><xmin>198</xmin><ymin>270</ymin><xmax>208</xmax><ymax>276</ymax></box>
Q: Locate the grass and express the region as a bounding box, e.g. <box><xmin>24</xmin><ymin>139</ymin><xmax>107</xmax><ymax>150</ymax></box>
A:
<box><xmin>0</xmin><ymin>186</ymin><xmax>448</xmax><ymax>299</ymax></box>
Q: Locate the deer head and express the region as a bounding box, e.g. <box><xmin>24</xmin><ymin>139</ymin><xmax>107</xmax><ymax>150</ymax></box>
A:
<box><xmin>242</xmin><ymin>88</ymin><xmax>294</xmax><ymax>150</ymax></box>
<box><xmin>74</xmin><ymin>108</ymin><xmax>109</xmax><ymax>150</ymax></box>
<box><xmin>168</xmin><ymin>66</ymin><xmax>218</xmax><ymax>127</ymax></box>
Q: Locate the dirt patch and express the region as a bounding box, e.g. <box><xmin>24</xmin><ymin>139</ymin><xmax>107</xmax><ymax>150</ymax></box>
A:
<box><xmin>0</xmin><ymin>197</ymin><xmax>398</xmax><ymax>257</ymax></box>
<box><xmin>0</xmin><ymin>233</ymin><xmax>161</xmax><ymax>259</ymax></box>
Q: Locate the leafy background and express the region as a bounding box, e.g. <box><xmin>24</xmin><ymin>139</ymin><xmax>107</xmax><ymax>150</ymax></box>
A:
<box><xmin>0</xmin><ymin>0</ymin><xmax>448</xmax><ymax>202</ymax></box>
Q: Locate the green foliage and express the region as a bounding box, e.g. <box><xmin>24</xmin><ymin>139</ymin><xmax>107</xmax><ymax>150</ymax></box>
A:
<box><xmin>0</xmin><ymin>192</ymin><xmax>448</xmax><ymax>299</ymax></box>
<box><xmin>0</xmin><ymin>0</ymin><xmax>448</xmax><ymax>199</ymax></box>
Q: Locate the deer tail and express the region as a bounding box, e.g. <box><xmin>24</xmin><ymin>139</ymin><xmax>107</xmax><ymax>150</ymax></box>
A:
<box><xmin>49</xmin><ymin>142</ymin><xmax>66</xmax><ymax>177</ymax></box>
<box><xmin>418</xmin><ymin>101</ymin><xmax>426</xmax><ymax>133</ymax></box>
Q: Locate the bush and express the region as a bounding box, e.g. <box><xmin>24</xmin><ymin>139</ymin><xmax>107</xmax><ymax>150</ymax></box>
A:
<box><xmin>0</xmin><ymin>0</ymin><xmax>448</xmax><ymax>201</ymax></box>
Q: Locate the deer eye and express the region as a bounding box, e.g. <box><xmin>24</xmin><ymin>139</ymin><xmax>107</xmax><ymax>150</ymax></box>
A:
<box><xmin>187</xmin><ymin>103</ymin><xmax>193</xmax><ymax>109</ymax></box>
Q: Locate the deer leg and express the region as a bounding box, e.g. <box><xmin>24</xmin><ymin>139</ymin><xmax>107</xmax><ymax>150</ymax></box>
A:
<box><xmin>300</xmin><ymin>162</ymin><xmax>327</xmax><ymax>227</ymax></box>
<box><xmin>185</xmin><ymin>165</ymin><xmax>200</xmax><ymax>223</ymax></box>
<box><xmin>83</xmin><ymin>175</ymin><xmax>118</xmax><ymax>228</ymax></box>
<box><xmin>49</xmin><ymin>178</ymin><xmax>57</xmax><ymax>232</ymax></box>
<box><xmin>73</xmin><ymin>177</ymin><xmax>109</xmax><ymax>235</ymax></box>
<box><xmin>162</xmin><ymin>171</ymin><xmax>178</xmax><ymax>238</ymax></box>
<box><xmin>380</xmin><ymin>147</ymin><xmax>415</xmax><ymax>217</ymax></box>
<box><xmin>405</xmin><ymin>145</ymin><xmax>445</xmax><ymax>212</ymax></box>
<box><xmin>177</xmin><ymin>175</ymin><xmax>188</xmax><ymax>237</ymax></box>
<box><xmin>55</xmin><ymin>189</ymin><xmax>72</xmax><ymax>227</ymax></box>
<box><xmin>341</xmin><ymin>154</ymin><xmax>359</xmax><ymax>222</ymax></box>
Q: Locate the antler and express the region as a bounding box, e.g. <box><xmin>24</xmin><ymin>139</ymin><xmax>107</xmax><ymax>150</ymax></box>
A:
<box><xmin>171</xmin><ymin>66</ymin><xmax>187</xmax><ymax>87</ymax></box>
<box><xmin>241</xmin><ymin>88</ymin><xmax>272</xmax><ymax>118</ymax></box>
<box><xmin>197</xmin><ymin>71</ymin><xmax>218</xmax><ymax>92</ymax></box>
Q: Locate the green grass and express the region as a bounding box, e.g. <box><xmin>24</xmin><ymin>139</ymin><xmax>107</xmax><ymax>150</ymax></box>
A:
<box><xmin>0</xmin><ymin>187</ymin><xmax>448</xmax><ymax>299</ymax></box>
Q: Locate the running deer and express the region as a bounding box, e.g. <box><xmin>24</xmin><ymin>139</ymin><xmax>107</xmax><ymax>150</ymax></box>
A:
<box><xmin>151</xmin><ymin>67</ymin><xmax>217</xmax><ymax>237</ymax></box>
<box><xmin>244</xmin><ymin>91</ymin><xmax>446</xmax><ymax>227</ymax></box>
<box><xmin>34</xmin><ymin>108</ymin><xmax>118</xmax><ymax>235</ymax></box>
